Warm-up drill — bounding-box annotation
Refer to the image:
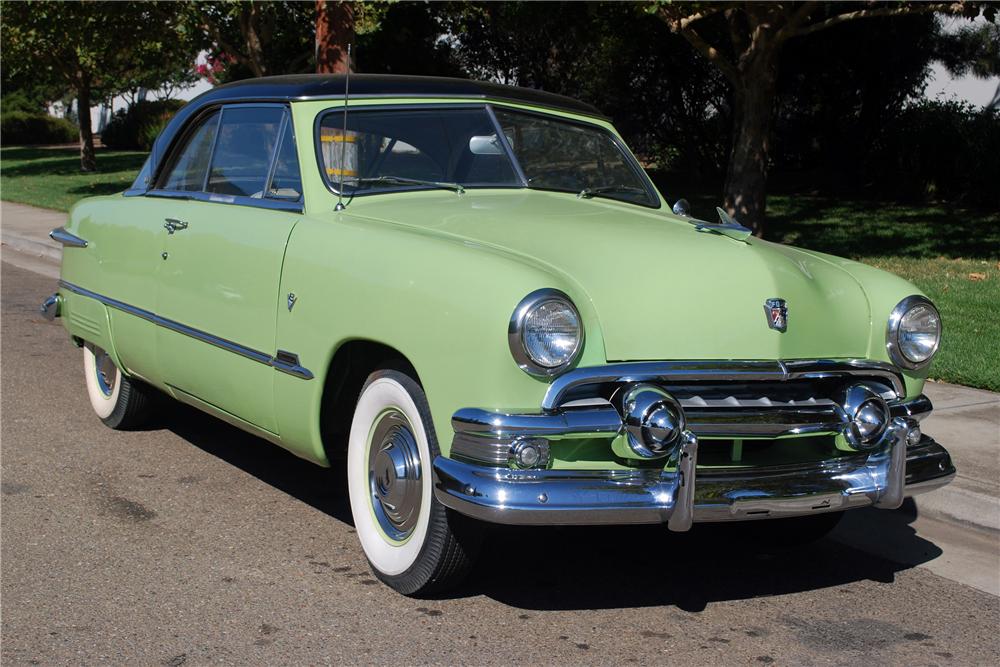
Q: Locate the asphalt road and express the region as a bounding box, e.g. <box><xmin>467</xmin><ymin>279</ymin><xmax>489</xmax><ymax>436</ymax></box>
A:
<box><xmin>3</xmin><ymin>260</ymin><xmax>998</xmax><ymax>666</ymax></box>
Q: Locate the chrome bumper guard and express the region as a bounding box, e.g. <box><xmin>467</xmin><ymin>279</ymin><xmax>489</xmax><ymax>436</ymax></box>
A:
<box><xmin>433</xmin><ymin>427</ymin><xmax>955</xmax><ymax>527</ymax></box>
<box><xmin>40</xmin><ymin>293</ymin><xmax>62</xmax><ymax>321</ymax></box>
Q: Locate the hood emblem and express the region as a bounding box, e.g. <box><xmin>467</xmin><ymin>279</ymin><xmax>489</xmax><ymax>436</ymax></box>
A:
<box><xmin>287</xmin><ymin>292</ymin><xmax>297</xmax><ymax>312</ymax></box>
<box><xmin>764</xmin><ymin>298</ymin><xmax>788</xmax><ymax>332</ymax></box>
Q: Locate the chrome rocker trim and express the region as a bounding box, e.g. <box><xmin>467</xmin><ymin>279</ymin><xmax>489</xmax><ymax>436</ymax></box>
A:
<box><xmin>56</xmin><ymin>280</ymin><xmax>314</xmax><ymax>380</ymax></box>
<box><xmin>434</xmin><ymin>423</ymin><xmax>954</xmax><ymax>527</ymax></box>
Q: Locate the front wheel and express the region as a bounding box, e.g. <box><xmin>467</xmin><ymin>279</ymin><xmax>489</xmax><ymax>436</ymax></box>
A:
<box><xmin>83</xmin><ymin>342</ymin><xmax>153</xmax><ymax>429</ymax></box>
<box><xmin>347</xmin><ymin>370</ymin><xmax>481</xmax><ymax>596</ymax></box>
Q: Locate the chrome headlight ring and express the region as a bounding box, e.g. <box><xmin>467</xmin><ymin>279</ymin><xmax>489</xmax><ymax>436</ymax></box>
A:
<box><xmin>886</xmin><ymin>295</ymin><xmax>941</xmax><ymax>371</ymax></box>
<box><xmin>508</xmin><ymin>288</ymin><xmax>584</xmax><ymax>377</ymax></box>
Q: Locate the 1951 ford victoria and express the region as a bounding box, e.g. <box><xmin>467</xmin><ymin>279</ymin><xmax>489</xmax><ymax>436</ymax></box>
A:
<box><xmin>42</xmin><ymin>74</ymin><xmax>955</xmax><ymax>596</ymax></box>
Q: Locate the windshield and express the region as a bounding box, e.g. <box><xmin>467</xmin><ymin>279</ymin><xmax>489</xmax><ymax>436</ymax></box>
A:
<box><xmin>317</xmin><ymin>106</ymin><xmax>658</xmax><ymax>207</ymax></box>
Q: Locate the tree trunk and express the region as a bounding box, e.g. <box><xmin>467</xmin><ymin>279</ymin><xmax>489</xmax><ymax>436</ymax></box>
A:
<box><xmin>315</xmin><ymin>0</ymin><xmax>354</xmax><ymax>73</ymax></box>
<box><xmin>723</xmin><ymin>51</ymin><xmax>779</xmax><ymax>237</ymax></box>
<box><xmin>77</xmin><ymin>82</ymin><xmax>96</xmax><ymax>172</ymax></box>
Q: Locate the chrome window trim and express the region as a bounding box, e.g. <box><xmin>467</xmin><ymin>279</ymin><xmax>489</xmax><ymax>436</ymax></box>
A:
<box><xmin>484</xmin><ymin>104</ymin><xmax>529</xmax><ymax>187</ymax></box>
<box><xmin>57</xmin><ymin>280</ymin><xmax>313</xmax><ymax>380</ymax></box>
<box><xmin>541</xmin><ymin>359</ymin><xmax>907</xmax><ymax>411</ymax></box>
<box><xmin>507</xmin><ymin>288</ymin><xmax>584</xmax><ymax>378</ymax></box>
<box><xmin>49</xmin><ymin>227</ymin><xmax>88</xmax><ymax>248</ymax></box>
<box><xmin>886</xmin><ymin>295</ymin><xmax>940</xmax><ymax>371</ymax></box>
<box><xmin>144</xmin><ymin>189</ymin><xmax>303</xmax><ymax>213</ymax></box>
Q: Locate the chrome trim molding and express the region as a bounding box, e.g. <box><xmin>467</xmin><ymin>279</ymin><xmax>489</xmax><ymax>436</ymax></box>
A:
<box><xmin>49</xmin><ymin>227</ymin><xmax>88</xmax><ymax>248</ymax></box>
<box><xmin>271</xmin><ymin>350</ymin><xmax>314</xmax><ymax>380</ymax></box>
<box><xmin>57</xmin><ymin>280</ymin><xmax>314</xmax><ymax>380</ymax></box>
<box><xmin>886</xmin><ymin>295</ymin><xmax>940</xmax><ymax>371</ymax></box>
<box><xmin>453</xmin><ymin>395</ymin><xmax>931</xmax><ymax>441</ymax></box>
<box><xmin>507</xmin><ymin>288</ymin><xmax>584</xmax><ymax>378</ymax></box>
<box><xmin>434</xmin><ymin>427</ymin><xmax>953</xmax><ymax>526</ymax></box>
<box><xmin>542</xmin><ymin>359</ymin><xmax>907</xmax><ymax>411</ymax></box>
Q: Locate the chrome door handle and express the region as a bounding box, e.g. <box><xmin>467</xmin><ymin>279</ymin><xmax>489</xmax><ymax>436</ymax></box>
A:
<box><xmin>164</xmin><ymin>218</ymin><xmax>189</xmax><ymax>234</ymax></box>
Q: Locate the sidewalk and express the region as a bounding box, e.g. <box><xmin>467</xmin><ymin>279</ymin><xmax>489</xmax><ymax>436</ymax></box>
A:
<box><xmin>918</xmin><ymin>382</ymin><xmax>1000</xmax><ymax>532</ymax></box>
<box><xmin>2</xmin><ymin>199</ymin><xmax>998</xmax><ymax>533</ymax></box>
<box><xmin>1</xmin><ymin>201</ymin><xmax>64</xmax><ymax>279</ymax></box>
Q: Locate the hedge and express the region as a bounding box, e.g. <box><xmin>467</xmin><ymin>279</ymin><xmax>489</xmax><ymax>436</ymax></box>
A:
<box><xmin>0</xmin><ymin>112</ymin><xmax>78</xmax><ymax>145</ymax></box>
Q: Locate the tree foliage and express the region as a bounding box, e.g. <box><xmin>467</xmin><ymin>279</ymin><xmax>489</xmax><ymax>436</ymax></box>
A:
<box><xmin>1</xmin><ymin>1</ymin><xmax>198</xmax><ymax>170</ymax></box>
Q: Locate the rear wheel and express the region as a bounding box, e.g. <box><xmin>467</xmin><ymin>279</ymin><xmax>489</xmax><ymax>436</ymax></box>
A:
<box><xmin>83</xmin><ymin>342</ymin><xmax>153</xmax><ymax>429</ymax></box>
<box><xmin>347</xmin><ymin>370</ymin><xmax>481</xmax><ymax>596</ymax></box>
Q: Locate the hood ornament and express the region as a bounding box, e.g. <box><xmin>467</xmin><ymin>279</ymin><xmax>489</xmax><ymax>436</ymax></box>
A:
<box><xmin>764</xmin><ymin>298</ymin><xmax>788</xmax><ymax>332</ymax></box>
<box><xmin>673</xmin><ymin>201</ymin><xmax>752</xmax><ymax>242</ymax></box>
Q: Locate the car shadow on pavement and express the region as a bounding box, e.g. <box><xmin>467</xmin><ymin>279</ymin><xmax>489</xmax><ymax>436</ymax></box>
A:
<box><xmin>464</xmin><ymin>499</ymin><xmax>942</xmax><ymax>612</ymax></box>
<box><xmin>152</xmin><ymin>399</ymin><xmax>943</xmax><ymax>613</ymax></box>
<box><xmin>153</xmin><ymin>399</ymin><xmax>355</xmax><ymax>527</ymax></box>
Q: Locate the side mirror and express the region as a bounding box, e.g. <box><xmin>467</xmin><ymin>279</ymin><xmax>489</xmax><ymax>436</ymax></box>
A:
<box><xmin>672</xmin><ymin>199</ymin><xmax>691</xmax><ymax>216</ymax></box>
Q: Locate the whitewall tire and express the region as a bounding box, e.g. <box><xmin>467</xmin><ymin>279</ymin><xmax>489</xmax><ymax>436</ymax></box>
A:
<box><xmin>347</xmin><ymin>369</ymin><xmax>481</xmax><ymax>595</ymax></box>
<box><xmin>83</xmin><ymin>343</ymin><xmax>153</xmax><ymax>429</ymax></box>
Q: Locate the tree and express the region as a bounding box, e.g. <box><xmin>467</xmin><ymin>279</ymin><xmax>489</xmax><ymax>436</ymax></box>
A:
<box><xmin>654</xmin><ymin>1</ymin><xmax>996</xmax><ymax>236</ymax></box>
<box><xmin>1</xmin><ymin>1</ymin><xmax>198</xmax><ymax>171</ymax></box>
<box><xmin>316</xmin><ymin>0</ymin><xmax>354</xmax><ymax>73</ymax></box>
<box><xmin>183</xmin><ymin>1</ymin><xmax>316</xmax><ymax>81</ymax></box>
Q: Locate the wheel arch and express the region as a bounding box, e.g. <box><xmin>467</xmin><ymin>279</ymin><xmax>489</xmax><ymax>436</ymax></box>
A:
<box><xmin>318</xmin><ymin>338</ymin><xmax>422</xmax><ymax>464</ymax></box>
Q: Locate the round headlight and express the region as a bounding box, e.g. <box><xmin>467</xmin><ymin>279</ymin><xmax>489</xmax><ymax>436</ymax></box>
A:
<box><xmin>509</xmin><ymin>289</ymin><xmax>583</xmax><ymax>376</ymax></box>
<box><xmin>886</xmin><ymin>296</ymin><xmax>941</xmax><ymax>370</ymax></box>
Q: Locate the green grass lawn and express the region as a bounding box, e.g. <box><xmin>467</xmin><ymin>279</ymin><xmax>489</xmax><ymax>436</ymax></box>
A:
<box><xmin>3</xmin><ymin>146</ymin><xmax>997</xmax><ymax>390</ymax></box>
<box><xmin>0</xmin><ymin>146</ymin><xmax>146</xmax><ymax>212</ymax></box>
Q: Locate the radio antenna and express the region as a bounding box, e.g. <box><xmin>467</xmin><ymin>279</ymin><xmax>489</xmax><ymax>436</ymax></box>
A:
<box><xmin>335</xmin><ymin>43</ymin><xmax>352</xmax><ymax>212</ymax></box>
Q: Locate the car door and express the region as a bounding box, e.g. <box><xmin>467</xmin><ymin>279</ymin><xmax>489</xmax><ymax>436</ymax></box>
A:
<box><xmin>150</xmin><ymin>104</ymin><xmax>303</xmax><ymax>434</ymax></box>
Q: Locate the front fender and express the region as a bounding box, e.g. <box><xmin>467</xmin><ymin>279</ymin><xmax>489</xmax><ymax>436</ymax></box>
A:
<box><xmin>272</xmin><ymin>213</ymin><xmax>607</xmax><ymax>463</ymax></box>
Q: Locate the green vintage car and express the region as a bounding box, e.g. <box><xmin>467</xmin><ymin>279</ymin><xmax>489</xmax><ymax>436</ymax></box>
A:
<box><xmin>43</xmin><ymin>75</ymin><xmax>954</xmax><ymax>595</ymax></box>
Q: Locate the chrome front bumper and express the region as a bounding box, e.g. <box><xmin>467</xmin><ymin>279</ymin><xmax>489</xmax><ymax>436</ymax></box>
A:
<box><xmin>433</xmin><ymin>430</ymin><xmax>954</xmax><ymax>527</ymax></box>
<box><xmin>436</xmin><ymin>361</ymin><xmax>954</xmax><ymax>528</ymax></box>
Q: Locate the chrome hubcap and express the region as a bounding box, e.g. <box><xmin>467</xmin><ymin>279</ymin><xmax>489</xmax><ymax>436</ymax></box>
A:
<box><xmin>93</xmin><ymin>346</ymin><xmax>117</xmax><ymax>396</ymax></box>
<box><xmin>368</xmin><ymin>410</ymin><xmax>422</xmax><ymax>542</ymax></box>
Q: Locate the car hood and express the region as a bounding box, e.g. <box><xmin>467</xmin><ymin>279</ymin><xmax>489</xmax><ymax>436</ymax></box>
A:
<box><xmin>346</xmin><ymin>191</ymin><xmax>873</xmax><ymax>361</ymax></box>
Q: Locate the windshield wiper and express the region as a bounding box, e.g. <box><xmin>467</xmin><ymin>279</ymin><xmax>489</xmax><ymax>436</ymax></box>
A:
<box><xmin>577</xmin><ymin>185</ymin><xmax>646</xmax><ymax>199</ymax></box>
<box><xmin>350</xmin><ymin>175</ymin><xmax>465</xmax><ymax>195</ymax></box>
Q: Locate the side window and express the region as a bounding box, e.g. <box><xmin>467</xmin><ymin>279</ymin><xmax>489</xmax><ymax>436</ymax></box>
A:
<box><xmin>266</xmin><ymin>118</ymin><xmax>302</xmax><ymax>201</ymax></box>
<box><xmin>161</xmin><ymin>111</ymin><xmax>219</xmax><ymax>191</ymax></box>
<box><xmin>207</xmin><ymin>106</ymin><xmax>284</xmax><ymax>198</ymax></box>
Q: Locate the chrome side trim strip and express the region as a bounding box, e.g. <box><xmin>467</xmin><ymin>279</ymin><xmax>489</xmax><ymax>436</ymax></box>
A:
<box><xmin>58</xmin><ymin>280</ymin><xmax>313</xmax><ymax>380</ymax></box>
<box><xmin>50</xmin><ymin>227</ymin><xmax>88</xmax><ymax>248</ymax></box>
<box><xmin>542</xmin><ymin>359</ymin><xmax>906</xmax><ymax>410</ymax></box>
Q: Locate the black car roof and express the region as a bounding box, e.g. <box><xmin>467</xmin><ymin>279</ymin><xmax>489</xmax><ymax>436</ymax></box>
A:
<box><xmin>206</xmin><ymin>74</ymin><xmax>603</xmax><ymax>117</ymax></box>
<box><xmin>145</xmin><ymin>74</ymin><xmax>604</xmax><ymax>187</ymax></box>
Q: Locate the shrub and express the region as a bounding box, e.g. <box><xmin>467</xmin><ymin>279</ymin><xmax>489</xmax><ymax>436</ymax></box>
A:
<box><xmin>0</xmin><ymin>111</ymin><xmax>78</xmax><ymax>145</ymax></box>
<box><xmin>101</xmin><ymin>99</ymin><xmax>185</xmax><ymax>151</ymax></box>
